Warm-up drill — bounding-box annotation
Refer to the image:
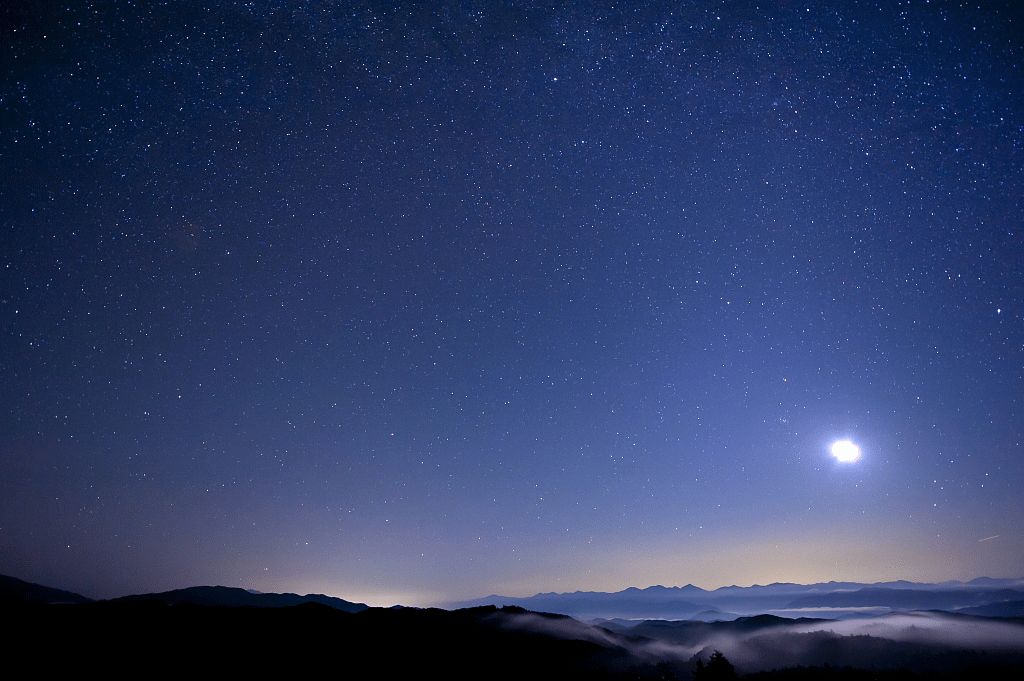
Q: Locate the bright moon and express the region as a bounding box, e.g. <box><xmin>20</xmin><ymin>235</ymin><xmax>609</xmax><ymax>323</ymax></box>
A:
<box><xmin>830</xmin><ymin>439</ymin><xmax>861</xmax><ymax>463</ymax></box>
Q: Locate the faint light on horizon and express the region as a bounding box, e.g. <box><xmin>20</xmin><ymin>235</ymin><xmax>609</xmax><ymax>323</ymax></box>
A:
<box><xmin>830</xmin><ymin>439</ymin><xmax>861</xmax><ymax>464</ymax></box>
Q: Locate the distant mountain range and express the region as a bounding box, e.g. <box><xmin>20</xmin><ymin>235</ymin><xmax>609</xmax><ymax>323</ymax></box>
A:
<box><xmin>448</xmin><ymin>578</ymin><xmax>1024</xmax><ymax>620</ymax></box>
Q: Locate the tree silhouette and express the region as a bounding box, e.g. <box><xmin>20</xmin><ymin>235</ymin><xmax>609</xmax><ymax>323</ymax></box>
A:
<box><xmin>694</xmin><ymin>650</ymin><xmax>737</xmax><ymax>680</ymax></box>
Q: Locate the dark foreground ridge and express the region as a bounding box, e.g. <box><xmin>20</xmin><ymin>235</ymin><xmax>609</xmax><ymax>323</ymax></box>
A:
<box><xmin>3</xmin><ymin>574</ymin><xmax>1024</xmax><ymax>680</ymax></box>
<box><xmin>6</xmin><ymin>600</ymin><xmax>679</xmax><ymax>680</ymax></box>
<box><xmin>0</xmin><ymin>573</ymin><xmax>92</xmax><ymax>605</ymax></box>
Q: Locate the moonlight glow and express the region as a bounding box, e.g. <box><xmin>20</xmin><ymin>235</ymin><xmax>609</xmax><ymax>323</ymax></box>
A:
<box><xmin>830</xmin><ymin>440</ymin><xmax>862</xmax><ymax>463</ymax></box>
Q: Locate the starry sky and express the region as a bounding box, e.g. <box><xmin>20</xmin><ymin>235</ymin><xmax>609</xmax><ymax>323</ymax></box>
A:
<box><xmin>1</xmin><ymin>1</ymin><xmax>1022</xmax><ymax>606</ymax></box>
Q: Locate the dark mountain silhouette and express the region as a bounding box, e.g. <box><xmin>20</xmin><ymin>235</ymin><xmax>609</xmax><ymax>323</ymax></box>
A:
<box><xmin>0</xmin><ymin>574</ymin><xmax>91</xmax><ymax>604</ymax></box>
<box><xmin>110</xmin><ymin>584</ymin><xmax>369</xmax><ymax>612</ymax></box>
<box><xmin>8</xmin><ymin>599</ymin><xmax>688</xmax><ymax>680</ymax></box>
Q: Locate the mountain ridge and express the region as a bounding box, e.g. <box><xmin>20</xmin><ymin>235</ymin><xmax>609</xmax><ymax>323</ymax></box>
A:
<box><xmin>0</xmin><ymin>573</ymin><xmax>93</xmax><ymax>605</ymax></box>
<box><xmin>111</xmin><ymin>584</ymin><xmax>369</xmax><ymax>612</ymax></box>
<box><xmin>0</xmin><ymin>574</ymin><xmax>368</xmax><ymax>612</ymax></box>
<box><xmin>447</xmin><ymin>578</ymin><xmax>1024</xmax><ymax>620</ymax></box>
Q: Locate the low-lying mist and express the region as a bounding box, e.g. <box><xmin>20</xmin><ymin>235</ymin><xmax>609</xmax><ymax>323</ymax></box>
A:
<box><xmin>494</xmin><ymin>609</ymin><xmax>1024</xmax><ymax>674</ymax></box>
<box><xmin>790</xmin><ymin>612</ymin><xmax>1024</xmax><ymax>650</ymax></box>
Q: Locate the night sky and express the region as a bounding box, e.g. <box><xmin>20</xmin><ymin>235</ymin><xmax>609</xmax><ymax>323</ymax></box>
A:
<box><xmin>2</xmin><ymin>1</ymin><xmax>1022</xmax><ymax>606</ymax></box>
